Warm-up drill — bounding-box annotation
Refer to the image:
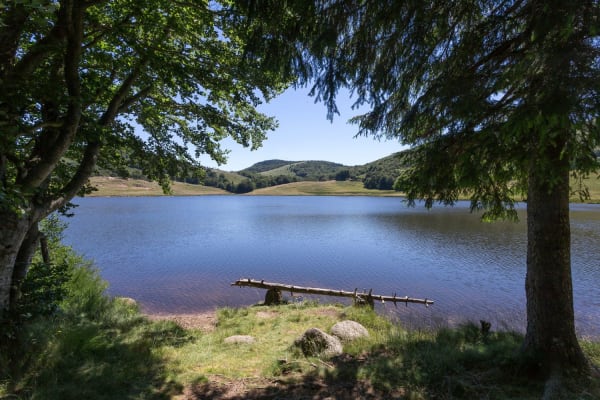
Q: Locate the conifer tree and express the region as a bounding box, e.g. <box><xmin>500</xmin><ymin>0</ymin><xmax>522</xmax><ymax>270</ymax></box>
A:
<box><xmin>235</xmin><ymin>0</ymin><xmax>600</xmax><ymax>381</ymax></box>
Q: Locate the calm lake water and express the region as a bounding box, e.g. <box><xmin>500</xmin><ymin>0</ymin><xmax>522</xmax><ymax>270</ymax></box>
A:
<box><xmin>62</xmin><ymin>196</ymin><xmax>600</xmax><ymax>338</ymax></box>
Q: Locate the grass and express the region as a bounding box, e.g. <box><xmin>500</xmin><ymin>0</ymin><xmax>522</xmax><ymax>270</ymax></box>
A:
<box><xmin>571</xmin><ymin>174</ymin><xmax>600</xmax><ymax>203</ymax></box>
<box><xmin>88</xmin><ymin>176</ymin><xmax>228</xmax><ymax>196</ymax></box>
<box><xmin>4</xmin><ymin>294</ymin><xmax>599</xmax><ymax>399</ymax></box>
<box><xmin>87</xmin><ymin>177</ymin><xmax>400</xmax><ymax>197</ymax></box>
<box><xmin>248</xmin><ymin>180</ymin><xmax>402</xmax><ymax>196</ymax></box>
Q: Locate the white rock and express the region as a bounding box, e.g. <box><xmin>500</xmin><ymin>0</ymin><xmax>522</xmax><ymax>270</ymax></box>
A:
<box><xmin>224</xmin><ymin>335</ymin><xmax>255</xmax><ymax>344</ymax></box>
<box><xmin>294</xmin><ymin>328</ymin><xmax>343</xmax><ymax>357</ymax></box>
<box><xmin>331</xmin><ymin>320</ymin><xmax>369</xmax><ymax>342</ymax></box>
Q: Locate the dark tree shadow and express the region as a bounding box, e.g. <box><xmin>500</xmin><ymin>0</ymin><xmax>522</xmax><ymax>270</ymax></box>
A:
<box><xmin>7</xmin><ymin>315</ymin><xmax>192</xmax><ymax>400</ymax></box>
<box><xmin>183</xmin><ymin>323</ymin><xmax>599</xmax><ymax>399</ymax></box>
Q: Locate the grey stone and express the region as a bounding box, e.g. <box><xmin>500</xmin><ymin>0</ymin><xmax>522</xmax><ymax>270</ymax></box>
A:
<box><xmin>294</xmin><ymin>328</ymin><xmax>343</xmax><ymax>357</ymax></box>
<box><xmin>116</xmin><ymin>297</ymin><xmax>137</xmax><ymax>307</ymax></box>
<box><xmin>331</xmin><ymin>320</ymin><xmax>369</xmax><ymax>342</ymax></box>
<box><xmin>224</xmin><ymin>335</ymin><xmax>255</xmax><ymax>345</ymax></box>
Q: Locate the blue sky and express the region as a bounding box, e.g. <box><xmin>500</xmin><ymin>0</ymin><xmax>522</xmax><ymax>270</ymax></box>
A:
<box><xmin>199</xmin><ymin>86</ymin><xmax>407</xmax><ymax>171</ymax></box>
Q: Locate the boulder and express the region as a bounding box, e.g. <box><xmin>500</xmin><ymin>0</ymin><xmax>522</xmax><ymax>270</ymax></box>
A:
<box><xmin>294</xmin><ymin>328</ymin><xmax>343</xmax><ymax>357</ymax></box>
<box><xmin>115</xmin><ymin>297</ymin><xmax>138</xmax><ymax>307</ymax></box>
<box><xmin>264</xmin><ymin>288</ymin><xmax>283</xmax><ymax>305</ymax></box>
<box><xmin>224</xmin><ymin>335</ymin><xmax>255</xmax><ymax>345</ymax></box>
<box><xmin>331</xmin><ymin>320</ymin><xmax>369</xmax><ymax>342</ymax></box>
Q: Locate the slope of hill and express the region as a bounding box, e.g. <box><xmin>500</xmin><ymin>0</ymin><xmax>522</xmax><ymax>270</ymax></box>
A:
<box><xmin>88</xmin><ymin>177</ymin><xmax>228</xmax><ymax>196</ymax></box>
<box><xmin>247</xmin><ymin>180</ymin><xmax>402</xmax><ymax>196</ymax></box>
<box><xmin>201</xmin><ymin>154</ymin><xmax>406</xmax><ymax>194</ymax></box>
<box><xmin>241</xmin><ymin>160</ymin><xmax>347</xmax><ymax>181</ymax></box>
<box><xmin>357</xmin><ymin>152</ymin><xmax>407</xmax><ymax>190</ymax></box>
<box><xmin>242</xmin><ymin>159</ymin><xmax>295</xmax><ymax>173</ymax></box>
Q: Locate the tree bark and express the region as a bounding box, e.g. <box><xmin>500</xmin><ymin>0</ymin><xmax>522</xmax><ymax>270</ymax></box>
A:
<box><xmin>9</xmin><ymin>223</ymin><xmax>41</xmax><ymax>310</ymax></box>
<box><xmin>524</xmin><ymin>149</ymin><xmax>589</xmax><ymax>375</ymax></box>
<box><xmin>0</xmin><ymin>211</ymin><xmax>32</xmax><ymax>314</ymax></box>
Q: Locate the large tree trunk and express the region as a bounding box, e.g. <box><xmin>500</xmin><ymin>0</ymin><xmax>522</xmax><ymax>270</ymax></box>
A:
<box><xmin>524</xmin><ymin>152</ymin><xmax>588</xmax><ymax>376</ymax></box>
<box><xmin>0</xmin><ymin>211</ymin><xmax>32</xmax><ymax>314</ymax></box>
<box><xmin>9</xmin><ymin>223</ymin><xmax>41</xmax><ymax>310</ymax></box>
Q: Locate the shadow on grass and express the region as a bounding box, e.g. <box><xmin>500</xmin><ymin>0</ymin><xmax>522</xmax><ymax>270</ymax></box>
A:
<box><xmin>4</xmin><ymin>312</ymin><xmax>192</xmax><ymax>400</ymax></box>
<box><xmin>185</xmin><ymin>323</ymin><xmax>599</xmax><ymax>400</ymax></box>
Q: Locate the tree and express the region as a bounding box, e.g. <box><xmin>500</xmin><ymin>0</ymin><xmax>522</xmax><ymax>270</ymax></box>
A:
<box><xmin>0</xmin><ymin>1</ymin><xmax>289</xmax><ymax>313</ymax></box>
<box><xmin>335</xmin><ymin>169</ymin><xmax>350</xmax><ymax>181</ymax></box>
<box><xmin>235</xmin><ymin>0</ymin><xmax>600</xmax><ymax>383</ymax></box>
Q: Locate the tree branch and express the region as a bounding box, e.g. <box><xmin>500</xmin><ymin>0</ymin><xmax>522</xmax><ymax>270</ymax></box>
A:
<box><xmin>117</xmin><ymin>86</ymin><xmax>153</xmax><ymax>114</ymax></box>
<box><xmin>0</xmin><ymin>4</ymin><xmax>31</xmax><ymax>75</ymax></box>
<box><xmin>22</xmin><ymin>121</ymin><xmax>64</xmax><ymax>135</ymax></box>
<box><xmin>100</xmin><ymin>58</ymin><xmax>149</xmax><ymax>124</ymax></box>
<box><xmin>48</xmin><ymin>140</ymin><xmax>100</xmax><ymax>213</ymax></box>
<box><xmin>49</xmin><ymin>59</ymin><xmax>149</xmax><ymax>212</ymax></box>
<box><xmin>20</xmin><ymin>1</ymin><xmax>85</xmax><ymax>191</ymax></box>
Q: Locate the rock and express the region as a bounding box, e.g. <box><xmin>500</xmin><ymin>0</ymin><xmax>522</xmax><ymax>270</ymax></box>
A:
<box><xmin>224</xmin><ymin>335</ymin><xmax>255</xmax><ymax>345</ymax></box>
<box><xmin>116</xmin><ymin>297</ymin><xmax>137</xmax><ymax>307</ymax></box>
<box><xmin>330</xmin><ymin>320</ymin><xmax>369</xmax><ymax>342</ymax></box>
<box><xmin>264</xmin><ymin>288</ymin><xmax>283</xmax><ymax>305</ymax></box>
<box><xmin>294</xmin><ymin>328</ymin><xmax>343</xmax><ymax>357</ymax></box>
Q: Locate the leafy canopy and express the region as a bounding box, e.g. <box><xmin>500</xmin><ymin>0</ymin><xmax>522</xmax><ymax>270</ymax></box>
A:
<box><xmin>0</xmin><ymin>0</ymin><xmax>288</xmax><ymax>215</ymax></box>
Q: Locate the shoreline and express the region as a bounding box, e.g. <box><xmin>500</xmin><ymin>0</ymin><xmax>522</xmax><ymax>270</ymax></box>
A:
<box><xmin>87</xmin><ymin>176</ymin><xmax>599</xmax><ymax>202</ymax></box>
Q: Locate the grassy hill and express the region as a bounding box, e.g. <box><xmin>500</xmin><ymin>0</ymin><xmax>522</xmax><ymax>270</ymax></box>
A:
<box><xmin>89</xmin><ymin>150</ymin><xmax>599</xmax><ymax>202</ymax></box>
<box><xmin>88</xmin><ymin>176</ymin><xmax>228</xmax><ymax>196</ymax></box>
<box><xmin>241</xmin><ymin>160</ymin><xmax>348</xmax><ymax>180</ymax></box>
<box><xmin>247</xmin><ymin>180</ymin><xmax>403</xmax><ymax>196</ymax></box>
<box><xmin>242</xmin><ymin>159</ymin><xmax>295</xmax><ymax>173</ymax></box>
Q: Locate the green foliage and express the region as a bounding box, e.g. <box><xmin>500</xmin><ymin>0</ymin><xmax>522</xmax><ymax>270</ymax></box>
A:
<box><xmin>237</xmin><ymin>0</ymin><xmax>599</xmax><ymax>212</ymax></box>
<box><xmin>359</xmin><ymin>152</ymin><xmax>406</xmax><ymax>190</ymax></box>
<box><xmin>203</xmin><ymin>160</ymin><xmax>354</xmax><ymax>193</ymax></box>
<box><xmin>289</xmin><ymin>161</ymin><xmax>346</xmax><ymax>181</ymax></box>
<box><xmin>0</xmin><ymin>0</ymin><xmax>292</xmax><ymax>226</ymax></box>
<box><xmin>1</xmin><ymin>240</ymin><xmax>189</xmax><ymax>399</ymax></box>
<box><xmin>242</xmin><ymin>159</ymin><xmax>295</xmax><ymax>173</ymax></box>
<box><xmin>16</xmin><ymin>261</ymin><xmax>71</xmax><ymax>318</ymax></box>
<box><xmin>334</xmin><ymin>169</ymin><xmax>350</xmax><ymax>181</ymax></box>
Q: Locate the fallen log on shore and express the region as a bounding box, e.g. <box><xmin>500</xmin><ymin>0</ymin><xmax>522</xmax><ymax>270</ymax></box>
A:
<box><xmin>231</xmin><ymin>278</ymin><xmax>434</xmax><ymax>308</ymax></box>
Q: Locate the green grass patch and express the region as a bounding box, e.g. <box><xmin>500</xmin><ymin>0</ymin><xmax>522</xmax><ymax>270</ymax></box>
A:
<box><xmin>88</xmin><ymin>176</ymin><xmax>228</xmax><ymax>196</ymax></box>
<box><xmin>249</xmin><ymin>180</ymin><xmax>402</xmax><ymax>196</ymax></box>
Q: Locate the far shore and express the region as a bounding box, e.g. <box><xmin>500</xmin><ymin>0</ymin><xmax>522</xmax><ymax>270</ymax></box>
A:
<box><xmin>88</xmin><ymin>176</ymin><xmax>403</xmax><ymax>197</ymax></box>
<box><xmin>88</xmin><ymin>175</ymin><xmax>600</xmax><ymax>202</ymax></box>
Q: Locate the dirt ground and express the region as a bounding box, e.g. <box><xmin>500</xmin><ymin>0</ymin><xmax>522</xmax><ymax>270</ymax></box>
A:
<box><xmin>146</xmin><ymin>311</ymin><xmax>218</xmax><ymax>332</ymax></box>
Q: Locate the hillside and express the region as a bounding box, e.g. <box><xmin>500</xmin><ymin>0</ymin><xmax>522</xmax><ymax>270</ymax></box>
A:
<box><xmin>242</xmin><ymin>159</ymin><xmax>295</xmax><ymax>173</ymax></box>
<box><xmin>88</xmin><ymin>177</ymin><xmax>228</xmax><ymax>196</ymax></box>
<box><xmin>92</xmin><ymin>149</ymin><xmax>599</xmax><ymax>200</ymax></box>
<box><xmin>247</xmin><ymin>180</ymin><xmax>403</xmax><ymax>196</ymax></box>
<box><xmin>241</xmin><ymin>160</ymin><xmax>348</xmax><ymax>180</ymax></box>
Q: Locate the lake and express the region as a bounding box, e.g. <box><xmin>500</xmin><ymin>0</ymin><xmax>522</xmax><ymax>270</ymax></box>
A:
<box><xmin>62</xmin><ymin>196</ymin><xmax>600</xmax><ymax>338</ymax></box>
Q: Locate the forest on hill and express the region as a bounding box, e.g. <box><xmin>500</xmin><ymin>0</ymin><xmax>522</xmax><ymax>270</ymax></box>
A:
<box><xmin>199</xmin><ymin>153</ymin><xmax>408</xmax><ymax>194</ymax></box>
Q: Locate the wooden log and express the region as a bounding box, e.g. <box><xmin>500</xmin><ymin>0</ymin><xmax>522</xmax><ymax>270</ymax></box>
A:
<box><xmin>231</xmin><ymin>278</ymin><xmax>434</xmax><ymax>307</ymax></box>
